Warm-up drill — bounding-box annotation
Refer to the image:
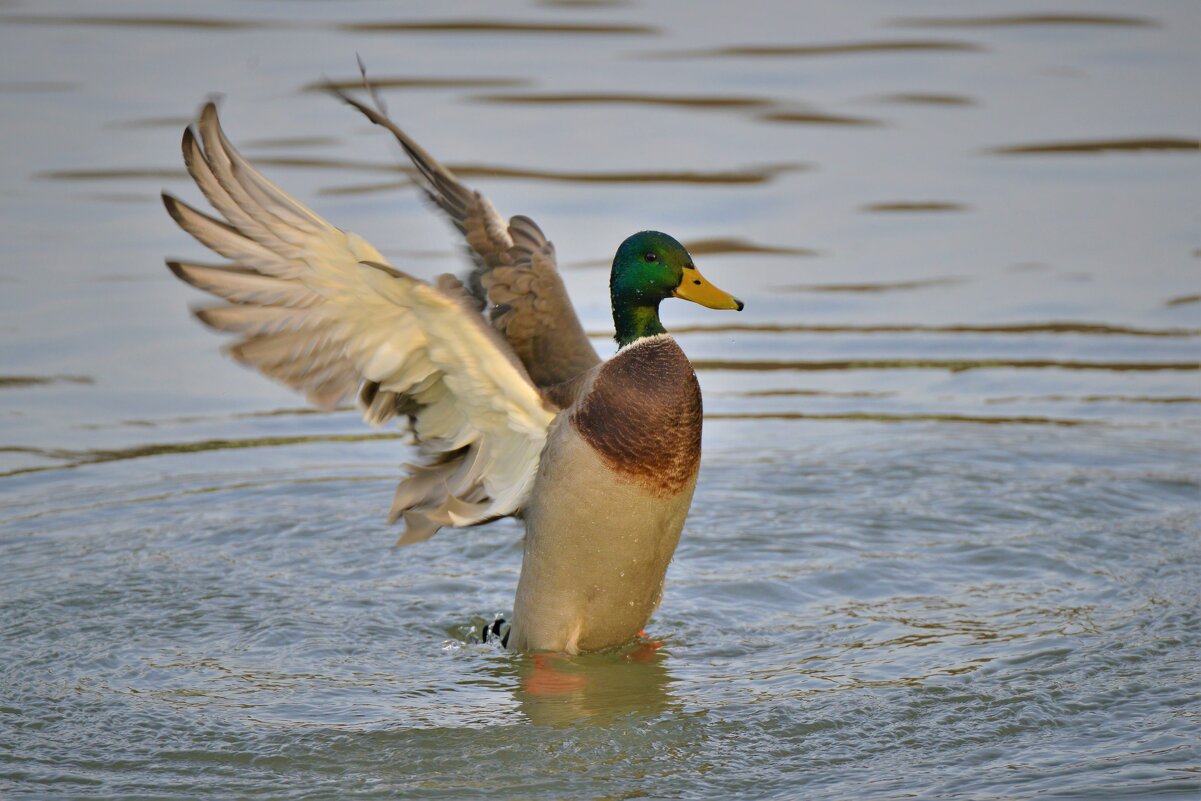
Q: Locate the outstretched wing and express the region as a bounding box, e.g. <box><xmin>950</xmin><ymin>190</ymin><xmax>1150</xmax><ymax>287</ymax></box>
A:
<box><xmin>163</xmin><ymin>102</ymin><xmax>556</xmax><ymax>543</ymax></box>
<box><xmin>333</xmin><ymin>87</ymin><xmax>602</xmax><ymax>388</ymax></box>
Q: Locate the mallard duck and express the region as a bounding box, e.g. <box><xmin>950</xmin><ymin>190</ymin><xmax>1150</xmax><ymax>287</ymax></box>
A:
<box><xmin>163</xmin><ymin>94</ymin><xmax>742</xmax><ymax>654</ymax></box>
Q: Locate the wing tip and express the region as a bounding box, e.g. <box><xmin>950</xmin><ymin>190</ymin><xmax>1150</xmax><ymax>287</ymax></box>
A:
<box><xmin>165</xmin><ymin>259</ymin><xmax>190</xmax><ymax>284</ymax></box>
<box><xmin>192</xmin><ymin>304</ymin><xmax>238</xmax><ymax>334</ymax></box>
<box><xmin>199</xmin><ymin>100</ymin><xmax>219</xmax><ymax>129</ymax></box>
<box><xmin>161</xmin><ymin>191</ymin><xmax>182</xmax><ymax>221</ymax></box>
<box><xmin>180</xmin><ymin>124</ymin><xmax>197</xmax><ymax>154</ymax></box>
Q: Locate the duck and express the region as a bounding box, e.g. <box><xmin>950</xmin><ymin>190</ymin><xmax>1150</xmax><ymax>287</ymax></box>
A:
<box><xmin>162</xmin><ymin>91</ymin><xmax>742</xmax><ymax>654</ymax></box>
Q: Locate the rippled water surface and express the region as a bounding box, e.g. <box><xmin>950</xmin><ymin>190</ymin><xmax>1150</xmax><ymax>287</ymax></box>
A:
<box><xmin>1</xmin><ymin>1</ymin><xmax>1199</xmax><ymax>798</ymax></box>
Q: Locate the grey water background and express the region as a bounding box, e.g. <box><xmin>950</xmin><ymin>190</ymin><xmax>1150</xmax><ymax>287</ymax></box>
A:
<box><xmin>1</xmin><ymin>0</ymin><xmax>1199</xmax><ymax>798</ymax></box>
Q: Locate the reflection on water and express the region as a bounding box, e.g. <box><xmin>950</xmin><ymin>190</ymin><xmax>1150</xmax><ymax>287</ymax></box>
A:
<box><xmin>758</xmin><ymin>109</ymin><xmax>882</xmax><ymax>126</ymax></box>
<box><xmin>39</xmin><ymin>159</ymin><xmax>804</xmax><ymax>192</ymax></box>
<box><xmin>242</xmin><ymin>136</ymin><xmax>341</xmax><ymax>150</ymax></box>
<box><xmin>78</xmin><ymin>191</ymin><xmax>161</xmax><ymax>204</ymax></box>
<box><xmin>861</xmin><ymin>201</ymin><xmax>965</xmax><ymax>213</ymax></box>
<box><xmin>510</xmin><ymin>648</ymin><xmax>676</xmax><ymax>727</ymax></box>
<box><xmin>472</xmin><ymin>91</ymin><xmax>773</xmax><ymax>109</ymax></box>
<box><xmin>874</xmin><ymin>92</ymin><xmax>974</xmax><ymax>106</ymax></box>
<box><xmin>658</xmin><ymin>39</ymin><xmax>984</xmax><ymax>59</ymax></box>
<box><xmin>105</xmin><ymin>115</ymin><xmax>195</xmax><ymax>130</ymax></box>
<box><xmin>1</xmin><ymin>13</ymin><xmax>275</xmax><ymax>29</ymax></box>
<box><xmin>2</xmin><ymin>14</ymin><xmax>659</xmax><ymax>35</ymax></box>
<box><xmin>37</xmin><ymin>167</ymin><xmax>188</xmax><ymax>181</ymax></box>
<box><xmin>985</xmin><ymin>394</ymin><xmax>1201</xmax><ymax>406</ymax></box>
<box><xmin>0</xmin><ymin>432</ymin><xmax>406</xmax><ymax>478</ymax></box>
<box><xmin>0</xmin><ymin>374</ymin><xmax>93</xmax><ymax>388</ymax></box>
<box><xmin>692</xmin><ymin>358</ymin><xmax>1200</xmax><ymax>372</ymax></box>
<box><xmin>707</xmin><ymin>411</ymin><xmax>1092</xmax><ymax>426</ymax></box>
<box><xmin>780</xmin><ymin>278</ymin><xmax>965</xmax><ymax>293</ymax></box>
<box><xmin>891</xmin><ymin>13</ymin><xmax>1158</xmax><ymax>28</ymax></box>
<box><xmin>735</xmin><ymin>388</ymin><xmax>893</xmax><ymax>399</ymax></box>
<box><xmin>318</xmin><ymin>162</ymin><xmax>803</xmax><ymax>195</ymax></box>
<box><xmin>682</xmin><ymin>237</ymin><xmax>817</xmax><ymax>257</ymax></box>
<box><xmin>990</xmin><ymin>137</ymin><xmax>1199</xmax><ymax>154</ymax></box>
<box><xmin>663</xmin><ymin>321</ymin><xmax>1200</xmax><ymax>336</ymax></box>
<box><xmin>339</xmin><ymin>19</ymin><xmax>658</xmax><ymax>35</ymax></box>
<box><xmin>1</xmin><ymin>0</ymin><xmax>1199</xmax><ymax>798</ymax></box>
<box><xmin>554</xmin><ymin>236</ymin><xmax>819</xmax><ymax>267</ymax></box>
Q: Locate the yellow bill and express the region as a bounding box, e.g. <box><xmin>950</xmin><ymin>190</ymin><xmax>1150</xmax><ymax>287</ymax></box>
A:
<box><xmin>673</xmin><ymin>266</ymin><xmax>744</xmax><ymax>310</ymax></box>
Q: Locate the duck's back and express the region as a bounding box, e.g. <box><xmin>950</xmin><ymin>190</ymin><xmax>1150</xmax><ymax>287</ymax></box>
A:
<box><xmin>508</xmin><ymin>335</ymin><xmax>703</xmax><ymax>653</ymax></box>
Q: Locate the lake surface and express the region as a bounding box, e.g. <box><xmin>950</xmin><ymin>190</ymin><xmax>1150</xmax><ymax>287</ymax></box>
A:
<box><xmin>1</xmin><ymin>1</ymin><xmax>1199</xmax><ymax>798</ymax></box>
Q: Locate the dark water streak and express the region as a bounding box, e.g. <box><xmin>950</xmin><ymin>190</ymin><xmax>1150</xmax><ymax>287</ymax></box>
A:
<box><xmin>693</xmin><ymin>358</ymin><xmax>1201</xmax><ymax>372</ymax></box>
<box><xmin>0</xmin><ymin>433</ymin><xmax>406</xmax><ymax>478</ymax></box>
<box><xmin>0</xmin><ymin>375</ymin><xmax>93</xmax><ymax>388</ymax></box>
<box><xmin>891</xmin><ymin>13</ymin><xmax>1159</xmax><ymax>29</ymax></box>
<box><xmin>990</xmin><ymin>138</ymin><xmax>1199</xmax><ymax>155</ymax></box>
<box><xmin>660</xmin><ymin>322</ymin><xmax>1201</xmax><ymax>337</ymax></box>
<box><xmin>653</xmin><ymin>39</ymin><xmax>984</xmax><ymax>59</ymax></box>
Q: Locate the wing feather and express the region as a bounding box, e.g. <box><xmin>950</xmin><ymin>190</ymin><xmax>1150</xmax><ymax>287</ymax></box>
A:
<box><xmin>164</xmin><ymin>103</ymin><xmax>556</xmax><ymax>541</ymax></box>
<box><xmin>332</xmin><ymin>88</ymin><xmax>601</xmax><ymax>386</ymax></box>
<box><xmin>163</xmin><ymin>194</ymin><xmax>296</xmax><ymax>275</ymax></box>
<box><xmin>167</xmin><ymin>262</ymin><xmax>319</xmax><ymax>308</ymax></box>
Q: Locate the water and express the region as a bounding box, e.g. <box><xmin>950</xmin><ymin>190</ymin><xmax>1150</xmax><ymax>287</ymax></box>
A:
<box><xmin>1</xmin><ymin>1</ymin><xmax>1199</xmax><ymax>798</ymax></box>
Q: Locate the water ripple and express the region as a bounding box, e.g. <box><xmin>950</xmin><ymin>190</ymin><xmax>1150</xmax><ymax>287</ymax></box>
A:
<box><xmin>989</xmin><ymin>138</ymin><xmax>1199</xmax><ymax>155</ymax></box>
<box><xmin>470</xmin><ymin>91</ymin><xmax>773</xmax><ymax>109</ymax></box>
<box><xmin>339</xmin><ymin>19</ymin><xmax>657</xmax><ymax>35</ymax></box>
<box><xmin>653</xmin><ymin>39</ymin><xmax>984</xmax><ymax>59</ymax></box>
<box><xmin>892</xmin><ymin>13</ymin><xmax>1159</xmax><ymax>28</ymax></box>
<box><xmin>692</xmin><ymin>358</ymin><xmax>1201</xmax><ymax>372</ymax></box>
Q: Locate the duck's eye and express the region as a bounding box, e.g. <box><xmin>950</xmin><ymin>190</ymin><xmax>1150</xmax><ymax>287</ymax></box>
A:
<box><xmin>644</xmin><ymin>252</ymin><xmax>658</xmax><ymax>263</ymax></box>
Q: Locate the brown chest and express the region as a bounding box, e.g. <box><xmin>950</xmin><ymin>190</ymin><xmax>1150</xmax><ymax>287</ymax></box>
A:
<box><xmin>570</xmin><ymin>336</ymin><xmax>702</xmax><ymax>497</ymax></box>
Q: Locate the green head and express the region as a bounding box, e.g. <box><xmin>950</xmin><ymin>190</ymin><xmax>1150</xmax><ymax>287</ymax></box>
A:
<box><xmin>610</xmin><ymin>231</ymin><xmax>743</xmax><ymax>347</ymax></box>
